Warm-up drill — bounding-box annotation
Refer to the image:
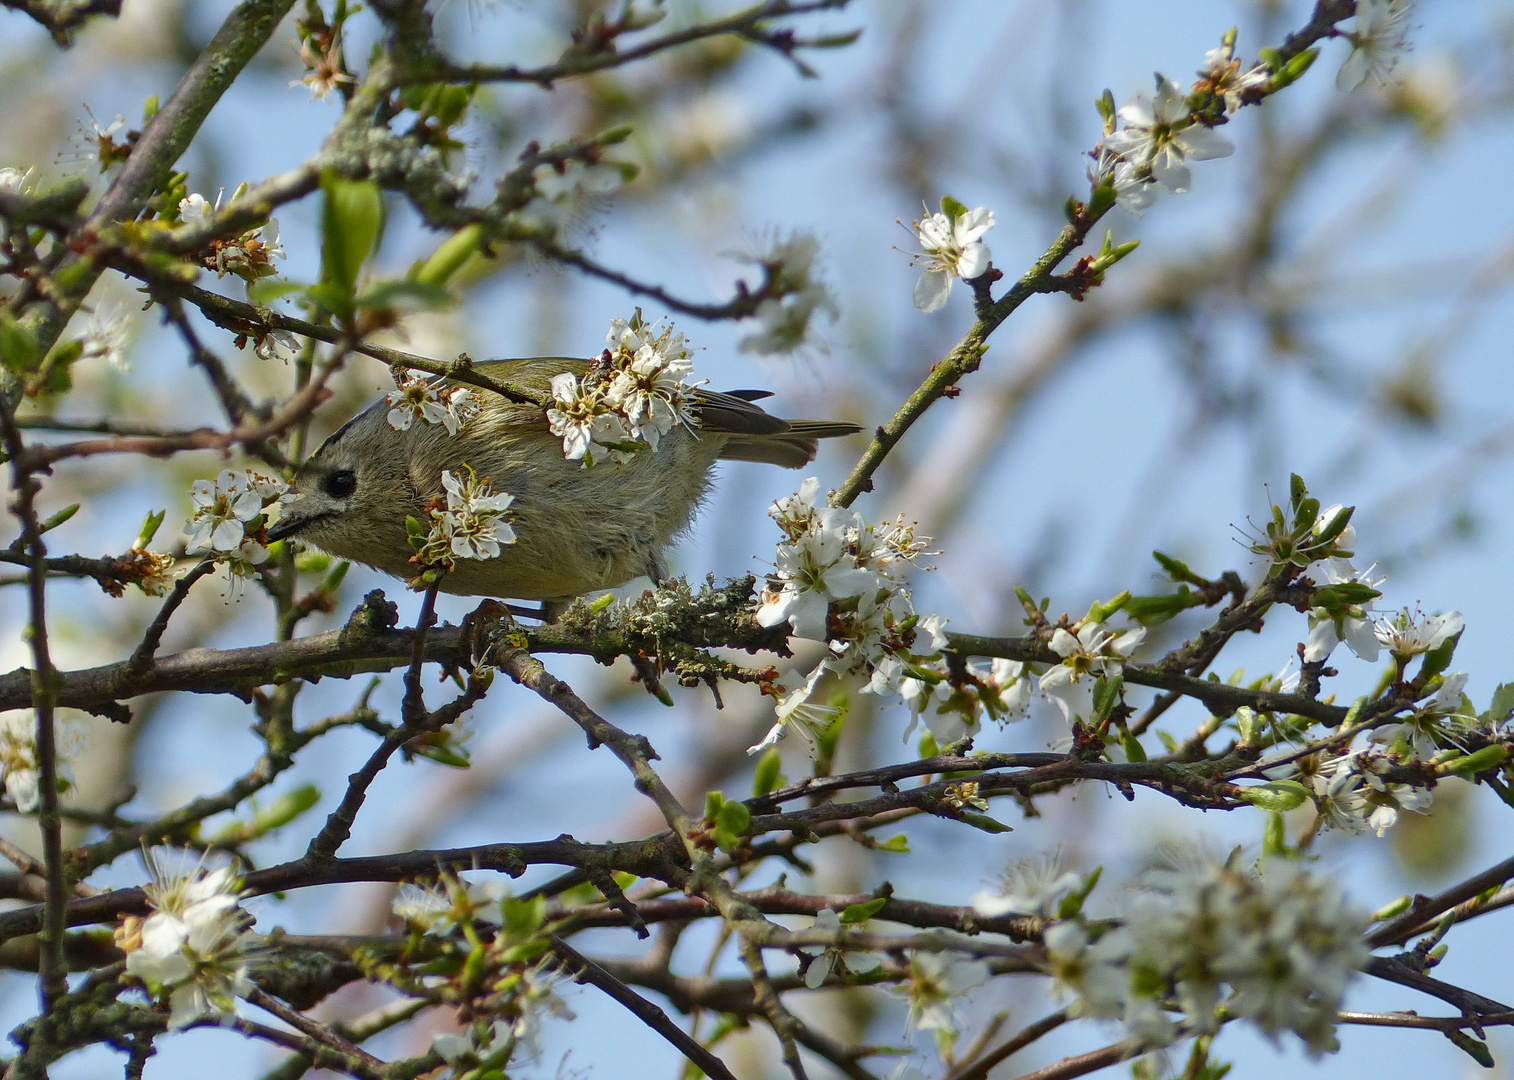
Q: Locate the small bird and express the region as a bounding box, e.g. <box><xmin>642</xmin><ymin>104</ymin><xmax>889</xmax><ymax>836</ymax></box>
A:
<box><xmin>267</xmin><ymin>356</ymin><xmax>859</xmax><ymax>603</ymax></box>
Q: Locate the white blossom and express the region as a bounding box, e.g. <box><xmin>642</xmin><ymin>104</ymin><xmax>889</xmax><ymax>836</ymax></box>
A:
<box><xmin>1038</xmin><ymin>622</ymin><xmax>1146</xmax><ymax>724</ymax></box>
<box><xmin>908</xmin><ymin>204</ymin><xmax>995</xmax><ymax>312</ymax></box>
<box><xmin>604</xmin><ymin>334</ymin><xmax>698</xmax><ymax>450</ymax></box>
<box><xmin>896</xmin><ymin>951</ymin><xmax>988</xmax><ymax>1038</ymax></box>
<box><xmin>916</xmin><ymin>614</ymin><xmax>949</xmax><ymax>652</ymax></box>
<box><xmin>0</xmin><ymin>167</ymin><xmax>34</xmax><ymax>195</ymax></box>
<box><xmin>122</xmin><ymin>853</ymin><xmax>258</xmax><ymax>1029</ymax></box>
<box><xmin>546</xmin><ymin>371</ymin><xmax>632</xmax><ymax>466</ymax></box>
<box><xmin>1309</xmin><ymin>746</ymin><xmax>1432</xmax><ymax>836</ymax></box>
<box><xmin>509</xmin><ymin>960</ymin><xmax>576</xmax><ymax>1054</ymax></box>
<box><xmin>748</xmin><ymin>665</ymin><xmax>838</xmax><ymax>756</ymax></box>
<box><xmin>756</xmin><ymin>511</ymin><xmax>882</xmax><ymax>641</ymax></box>
<box><xmin>1056</xmin><ymin>853</ymin><xmax>1369</xmax><ymax>1052</ymax></box>
<box><xmin>1374</xmin><ymin>608</ymin><xmax>1462</xmax><ymax>657</ymax></box>
<box><xmin>253</xmin><ymin>327</ymin><xmax>300</xmax><ymax>362</ymax></box>
<box><xmin>971</xmin><ymin>854</ymin><xmax>1081</xmax><ymax>919</ymax></box>
<box><xmin>739</xmin><ymin>287</ymin><xmax>837</xmax><ymax>355</ymax></box>
<box><xmin>425</xmin><ymin>470</ymin><xmax>517</xmax><ymax>563</ymax></box>
<box><xmin>1304</xmin><ymin>559</ymin><xmax>1384</xmax><ymax>663</ymax></box>
<box><xmin>184</xmin><ymin>470</ymin><xmax>275</xmax><ymax>553</ymax></box>
<box><xmin>386</xmin><ymin>374</ymin><xmax>480</xmax><ymax>436</ymax></box>
<box><xmin>176</xmin><ymin>191</ymin><xmax>285</xmax><ymax>278</ymax></box>
<box><xmin>0</xmin><ymin>711</ymin><xmax>84</xmax><ymax>812</ymax></box>
<box><xmin>75</xmin><ymin>303</ymin><xmax>132</xmax><ymax>371</ymax></box>
<box><xmin>64</xmin><ymin>108</ymin><xmax>126</xmax><ymax>172</ymax></box>
<box><xmin>1337</xmin><ymin>0</ymin><xmax>1412</xmax><ymax>92</ymax></box>
<box><xmin>980</xmin><ymin>657</ymin><xmax>1032</xmax><ymax>719</ymax></box>
<box><xmin>797</xmin><ymin>908</ymin><xmax>882</xmax><ymax>989</ymax></box>
<box><xmin>1198</xmin><ymin>47</ymin><xmax>1270</xmax><ymax>113</ymax></box>
<box><xmin>737</xmin><ymin>232</ymin><xmax>838</xmax><ymax>354</ymax></box>
<box><xmin>433</xmin><ymin>1020</ymin><xmax>512</xmax><ymax>1068</ymax></box>
<box><xmin>900</xmin><ymin>672</ymin><xmax>971</xmax><ymax>746</ymax></box>
<box><xmin>178</xmin><ymin>192</ymin><xmax>215</xmax><ymax>226</ymax></box>
<box><xmin>392</xmin><ymin>877</ymin><xmax>507</xmax><ymax>935</ymax></box>
<box><xmin>1100</xmin><ymin>75</ymin><xmax>1234</xmax><ymax>202</ymax></box>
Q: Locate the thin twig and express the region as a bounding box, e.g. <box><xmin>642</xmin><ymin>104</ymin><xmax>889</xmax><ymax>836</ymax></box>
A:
<box><xmin>551</xmin><ymin>935</ymin><xmax>741</xmax><ymax>1080</ymax></box>
<box><xmin>0</xmin><ymin>401</ymin><xmax>70</xmax><ymax>1008</ymax></box>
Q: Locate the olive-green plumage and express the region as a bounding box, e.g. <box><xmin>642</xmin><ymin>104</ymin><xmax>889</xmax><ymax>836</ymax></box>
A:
<box><xmin>269</xmin><ymin>357</ymin><xmax>858</xmax><ymax>601</ymax></box>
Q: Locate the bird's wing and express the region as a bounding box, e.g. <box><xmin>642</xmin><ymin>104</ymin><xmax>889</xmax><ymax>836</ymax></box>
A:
<box><xmin>467</xmin><ymin>356</ymin><xmax>791</xmax><ymax>436</ymax></box>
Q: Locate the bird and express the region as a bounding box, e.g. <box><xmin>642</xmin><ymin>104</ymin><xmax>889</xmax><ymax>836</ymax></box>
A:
<box><xmin>267</xmin><ymin>356</ymin><xmax>859</xmax><ymax>605</ymax></box>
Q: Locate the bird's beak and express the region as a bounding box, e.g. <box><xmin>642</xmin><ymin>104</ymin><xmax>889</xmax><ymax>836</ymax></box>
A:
<box><xmin>265</xmin><ymin>514</ymin><xmax>305</xmax><ymax>543</ymax></box>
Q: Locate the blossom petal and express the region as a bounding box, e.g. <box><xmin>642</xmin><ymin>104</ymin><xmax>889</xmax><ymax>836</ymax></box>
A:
<box><xmin>913</xmin><ymin>270</ymin><xmax>952</xmax><ymax>313</ymax></box>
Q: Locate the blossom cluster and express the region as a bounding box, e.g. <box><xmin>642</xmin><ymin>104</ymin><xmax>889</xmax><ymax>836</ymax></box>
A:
<box><xmin>1042</xmin><ymin>852</ymin><xmax>1367</xmax><ymax>1053</ymax></box>
<box><xmin>0</xmin><ymin>710</ymin><xmax>85</xmax><ymax>813</ymax></box>
<box><xmin>393</xmin><ymin>877</ymin><xmax>575</xmax><ymax>1070</ymax></box>
<box><xmin>547</xmin><ymin>313</ymin><xmax>699</xmax><ymax>467</ymax></box>
<box><xmin>385</xmin><ymin>371</ymin><xmax>480</xmax><ymax>436</ymax></box>
<box><xmin>1097</xmin><ymin>73</ymin><xmax>1236</xmax><ymax>215</ymax></box>
<box><xmin>178</xmin><ymin>191</ymin><xmax>286</xmax><ymax>281</ymax></box>
<box><xmin>753</xmin><ymin>479</ymin><xmax>1159</xmax><ymax>754</ymax></box>
<box><xmin>736</xmin><ymin>232</ymin><xmax>839</xmax><ymax>354</ymax></box>
<box><xmin>415</xmin><ymin>468</ymin><xmax>517</xmax><ymax>568</ymax></box>
<box><xmin>118</xmin><ymin>854</ymin><xmax>259</xmax><ymax>1030</ymax></box>
<box><xmin>184</xmin><ymin>468</ymin><xmax>287</xmax><ymax>581</ymax></box>
<box><xmin>750</xmin><ymin>478</ymin><xmax>938</xmax><ymax>753</ymax></box>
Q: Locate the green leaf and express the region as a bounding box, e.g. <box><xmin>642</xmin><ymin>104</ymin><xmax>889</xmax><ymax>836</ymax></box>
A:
<box><xmin>716</xmin><ymin>800</ymin><xmax>750</xmax><ymax>836</ymax></box>
<box><xmin>715</xmin><ymin>799</ymin><xmax>750</xmax><ymax>853</ymax></box>
<box><xmin>1444</xmin><ymin>1030</ymin><xmax>1495</xmax><ymax>1068</ymax></box>
<box><xmin>704</xmin><ymin>790</ymin><xmax>725</xmax><ymax>819</ymax></box>
<box><xmin>134</xmin><ymin>509</ymin><xmax>166</xmax><ymax>549</ymax></box>
<box><xmin>414</xmin><ymin>740</ymin><xmax>472</xmax><ymax>768</ymax></box>
<box><xmin>1314</xmin><ymin>581</ymin><xmax>1383</xmax><ymax>606</ymax></box>
<box><xmin>39</xmin><ymin>504</ymin><xmax>79</xmax><ymax>533</ymax></box>
<box><xmin>501</xmin><ymin>894</ymin><xmax>545</xmax><ymax>939</ymax></box>
<box><xmin>209</xmin><ymin>783</ymin><xmax>321</xmax><ymax>844</ymax></box>
<box><xmin>1420</xmin><ymin>630</ymin><xmax>1462</xmax><ymax>681</ymax></box>
<box><xmin>1241</xmin><ymin>780</ymin><xmax>1308</xmax><ymax>812</ymax></box>
<box><xmin>1092</xmin><ymin>674</ymin><xmax>1123</xmax><ymax>721</ymax></box>
<box><xmin>295</xmin><ymin>550</ymin><xmax>332</xmax><ymax>574</ymax></box>
<box><xmin>413</xmin><ymin>223</ymin><xmax>485</xmax><ymax>288</ymax></box>
<box><xmin>246</xmin><ymin>277</ymin><xmax>306</xmax><ymax>305</ymax></box>
<box><xmin>1056</xmin><ymin>866</ymin><xmax>1102</xmax><ymax>919</ymax></box>
<box><xmin>1087</xmin><ymin>183</ymin><xmax>1117</xmax><ymax>216</ymax></box>
<box><xmin>1436</xmin><ymin>745</ymin><xmax>1508</xmax><ymax>777</ymax></box>
<box><xmin>1121</xmin><ymin>732</ymin><xmax>1147</xmax><ymax>763</ymax></box>
<box><xmin>0</xmin><ymin>311</ymin><xmax>40</xmax><ymax>373</ymax></box>
<box><xmin>839</xmin><ymin>897</ymin><xmax>887</xmax><ymax>924</ymax></box>
<box><xmin>1289</xmin><ymin>473</ymin><xmax>1308</xmax><ymax>510</ymax></box>
<box><xmin>1313</xmin><ymin>503</ymin><xmax>1354</xmax><ymax>545</ymax></box>
<box><xmin>1085</xmin><ymin>590</ymin><xmax>1130</xmax><ymax>624</ymax></box>
<box><xmin>752</xmin><ymin>748</ymin><xmax>785</xmax><ymax>796</ymax></box>
<box><xmin>958</xmin><ymin>811</ymin><xmax>1012</xmax><ymax>834</ymax></box>
<box><xmin>1125</xmin><ymin>589</ymin><xmax>1196</xmax><ymax>626</ymax></box>
<box><xmin>357</xmin><ymin>278</ymin><xmax>455</xmax><ymax>314</ymax></box>
<box><xmin>1371</xmin><ymin>895</ymin><xmax>1412</xmax><ymax>923</ymax></box>
<box><xmin>1486</xmin><ymin>682</ymin><xmax>1514</xmax><ymax>723</ymax></box>
<box><xmin>1263</xmin><ymin>811</ymin><xmax>1287</xmax><ymax>858</ymax></box>
<box><xmin>939</xmin><ymin>194</ymin><xmax>968</xmax><ymax>222</ymax></box>
<box><xmin>1293</xmin><ymin>496</ymin><xmax>1320</xmax><ymax>532</ymax></box>
<box><xmin>876</xmin><ymin>834</ymin><xmax>910</xmax><ymax>853</ymax></box>
<box><xmin>319</xmin><ymin>172</ymin><xmax>384</xmax><ymax>304</ymax></box>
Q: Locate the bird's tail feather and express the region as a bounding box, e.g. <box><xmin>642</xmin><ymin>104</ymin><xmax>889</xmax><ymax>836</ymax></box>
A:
<box><xmin>718</xmin><ymin>420</ymin><xmax>861</xmax><ymax>469</ymax></box>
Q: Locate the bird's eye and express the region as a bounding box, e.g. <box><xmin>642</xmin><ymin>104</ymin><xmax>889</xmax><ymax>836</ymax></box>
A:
<box><xmin>322</xmin><ymin>469</ymin><xmax>357</xmax><ymax>499</ymax></box>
